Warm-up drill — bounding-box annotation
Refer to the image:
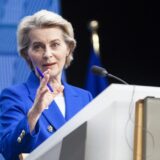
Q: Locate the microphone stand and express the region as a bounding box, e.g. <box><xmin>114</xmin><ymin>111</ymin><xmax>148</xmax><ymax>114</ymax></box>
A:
<box><xmin>107</xmin><ymin>73</ymin><xmax>129</xmax><ymax>85</ymax></box>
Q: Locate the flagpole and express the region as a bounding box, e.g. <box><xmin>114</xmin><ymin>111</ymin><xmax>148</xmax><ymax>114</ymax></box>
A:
<box><xmin>88</xmin><ymin>20</ymin><xmax>100</xmax><ymax>56</ymax></box>
<box><xmin>86</xmin><ymin>20</ymin><xmax>108</xmax><ymax>97</ymax></box>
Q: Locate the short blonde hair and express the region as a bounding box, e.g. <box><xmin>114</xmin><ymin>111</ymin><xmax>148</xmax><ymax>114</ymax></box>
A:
<box><xmin>17</xmin><ymin>10</ymin><xmax>76</xmax><ymax>69</ymax></box>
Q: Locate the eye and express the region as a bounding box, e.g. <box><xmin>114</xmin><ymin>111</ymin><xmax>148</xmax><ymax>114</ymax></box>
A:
<box><xmin>32</xmin><ymin>43</ymin><xmax>45</xmax><ymax>52</ymax></box>
<box><xmin>33</xmin><ymin>44</ymin><xmax>42</xmax><ymax>50</ymax></box>
<box><xmin>51</xmin><ymin>42</ymin><xmax>60</xmax><ymax>49</ymax></box>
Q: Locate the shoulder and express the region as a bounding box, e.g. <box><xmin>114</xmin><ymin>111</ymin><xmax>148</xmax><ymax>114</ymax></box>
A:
<box><xmin>0</xmin><ymin>83</ymin><xmax>28</xmax><ymax>98</ymax></box>
<box><xmin>0</xmin><ymin>83</ymin><xmax>29</xmax><ymax>114</ymax></box>
<box><xmin>0</xmin><ymin>83</ymin><xmax>29</xmax><ymax>108</ymax></box>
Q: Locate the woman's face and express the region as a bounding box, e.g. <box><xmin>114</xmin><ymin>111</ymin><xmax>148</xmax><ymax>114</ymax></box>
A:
<box><xmin>27</xmin><ymin>27</ymin><xmax>70</xmax><ymax>80</ymax></box>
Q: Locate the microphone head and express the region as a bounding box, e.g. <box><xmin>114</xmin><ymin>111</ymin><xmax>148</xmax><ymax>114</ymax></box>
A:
<box><xmin>91</xmin><ymin>65</ymin><xmax>108</xmax><ymax>77</ymax></box>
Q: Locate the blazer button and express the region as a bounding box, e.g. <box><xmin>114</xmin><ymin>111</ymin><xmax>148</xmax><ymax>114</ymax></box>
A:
<box><xmin>47</xmin><ymin>125</ymin><xmax>53</xmax><ymax>133</ymax></box>
<box><xmin>21</xmin><ymin>130</ymin><xmax>25</xmax><ymax>136</ymax></box>
<box><xmin>17</xmin><ymin>137</ymin><xmax>22</xmax><ymax>143</ymax></box>
<box><xmin>20</xmin><ymin>130</ymin><xmax>25</xmax><ymax>138</ymax></box>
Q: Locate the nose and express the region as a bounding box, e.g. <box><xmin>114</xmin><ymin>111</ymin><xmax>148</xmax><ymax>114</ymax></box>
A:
<box><xmin>43</xmin><ymin>46</ymin><xmax>53</xmax><ymax>59</ymax></box>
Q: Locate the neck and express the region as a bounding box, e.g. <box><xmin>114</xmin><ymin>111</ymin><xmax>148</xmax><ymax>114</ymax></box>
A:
<box><xmin>49</xmin><ymin>72</ymin><xmax>62</xmax><ymax>85</ymax></box>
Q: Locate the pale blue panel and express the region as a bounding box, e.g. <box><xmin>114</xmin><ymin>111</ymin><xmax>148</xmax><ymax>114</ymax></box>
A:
<box><xmin>0</xmin><ymin>0</ymin><xmax>24</xmax><ymax>25</ymax></box>
<box><xmin>0</xmin><ymin>55</ymin><xmax>31</xmax><ymax>91</ymax></box>
<box><xmin>0</xmin><ymin>25</ymin><xmax>17</xmax><ymax>54</ymax></box>
<box><xmin>12</xmin><ymin>56</ymin><xmax>31</xmax><ymax>84</ymax></box>
<box><xmin>0</xmin><ymin>55</ymin><xmax>16</xmax><ymax>91</ymax></box>
<box><xmin>23</xmin><ymin>0</ymin><xmax>60</xmax><ymax>16</ymax></box>
<box><xmin>49</xmin><ymin>0</ymin><xmax>61</xmax><ymax>13</ymax></box>
<box><xmin>0</xmin><ymin>0</ymin><xmax>61</xmax><ymax>25</ymax></box>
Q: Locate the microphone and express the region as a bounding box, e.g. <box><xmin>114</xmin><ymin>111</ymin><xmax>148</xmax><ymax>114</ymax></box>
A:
<box><xmin>91</xmin><ymin>65</ymin><xmax>129</xmax><ymax>85</ymax></box>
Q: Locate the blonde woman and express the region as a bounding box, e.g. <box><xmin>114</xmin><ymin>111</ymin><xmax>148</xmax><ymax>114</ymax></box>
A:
<box><xmin>0</xmin><ymin>10</ymin><xmax>92</xmax><ymax>160</ymax></box>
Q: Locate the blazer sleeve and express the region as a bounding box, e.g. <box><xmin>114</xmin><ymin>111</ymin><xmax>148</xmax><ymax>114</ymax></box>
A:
<box><xmin>0</xmin><ymin>88</ymin><xmax>40</xmax><ymax>160</ymax></box>
<box><xmin>88</xmin><ymin>91</ymin><xmax>93</xmax><ymax>102</ymax></box>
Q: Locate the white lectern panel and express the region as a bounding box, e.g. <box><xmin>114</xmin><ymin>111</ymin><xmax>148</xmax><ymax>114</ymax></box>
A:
<box><xmin>26</xmin><ymin>84</ymin><xmax>160</xmax><ymax>160</ymax></box>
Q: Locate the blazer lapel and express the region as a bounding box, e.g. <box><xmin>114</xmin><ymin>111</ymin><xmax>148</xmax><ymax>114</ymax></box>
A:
<box><xmin>63</xmin><ymin>82</ymin><xmax>83</xmax><ymax>121</ymax></box>
<box><xmin>43</xmin><ymin>101</ymin><xmax>66</xmax><ymax>130</ymax></box>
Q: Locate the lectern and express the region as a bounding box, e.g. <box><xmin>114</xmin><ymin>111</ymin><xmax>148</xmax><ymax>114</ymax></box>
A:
<box><xmin>25</xmin><ymin>84</ymin><xmax>160</xmax><ymax>160</ymax></box>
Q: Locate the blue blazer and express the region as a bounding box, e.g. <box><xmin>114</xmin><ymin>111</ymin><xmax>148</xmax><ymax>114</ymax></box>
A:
<box><xmin>0</xmin><ymin>72</ymin><xmax>92</xmax><ymax>160</ymax></box>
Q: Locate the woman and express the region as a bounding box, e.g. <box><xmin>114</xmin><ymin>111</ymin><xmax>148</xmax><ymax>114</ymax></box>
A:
<box><xmin>0</xmin><ymin>10</ymin><xmax>92</xmax><ymax>160</ymax></box>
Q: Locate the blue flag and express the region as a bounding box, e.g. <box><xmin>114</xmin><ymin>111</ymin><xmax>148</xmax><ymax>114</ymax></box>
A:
<box><xmin>85</xmin><ymin>48</ymin><xmax>108</xmax><ymax>98</ymax></box>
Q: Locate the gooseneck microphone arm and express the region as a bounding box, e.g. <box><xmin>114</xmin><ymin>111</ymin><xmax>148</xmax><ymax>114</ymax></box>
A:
<box><xmin>91</xmin><ymin>65</ymin><xmax>129</xmax><ymax>85</ymax></box>
<box><xmin>107</xmin><ymin>73</ymin><xmax>128</xmax><ymax>85</ymax></box>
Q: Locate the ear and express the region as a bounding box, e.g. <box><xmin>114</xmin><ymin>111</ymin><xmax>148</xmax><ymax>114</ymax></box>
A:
<box><xmin>21</xmin><ymin>49</ymin><xmax>28</xmax><ymax>58</ymax></box>
<box><xmin>25</xmin><ymin>54</ymin><xmax>32</xmax><ymax>64</ymax></box>
<box><xmin>66</xmin><ymin>44</ymin><xmax>72</xmax><ymax>57</ymax></box>
<box><xmin>26</xmin><ymin>54</ymin><xmax>30</xmax><ymax>61</ymax></box>
<box><xmin>66</xmin><ymin>51</ymin><xmax>70</xmax><ymax>57</ymax></box>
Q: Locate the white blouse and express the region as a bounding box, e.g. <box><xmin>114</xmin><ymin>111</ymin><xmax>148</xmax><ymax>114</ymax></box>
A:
<box><xmin>54</xmin><ymin>94</ymin><xmax>66</xmax><ymax>117</ymax></box>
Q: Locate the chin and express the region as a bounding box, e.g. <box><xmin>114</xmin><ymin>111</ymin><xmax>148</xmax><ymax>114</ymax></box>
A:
<box><xmin>50</xmin><ymin>71</ymin><xmax>61</xmax><ymax>78</ymax></box>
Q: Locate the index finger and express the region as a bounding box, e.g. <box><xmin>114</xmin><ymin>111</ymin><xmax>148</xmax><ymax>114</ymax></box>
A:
<box><xmin>39</xmin><ymin>72</ymin><xmax>50</xmax><ymax>91</ymax></box>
